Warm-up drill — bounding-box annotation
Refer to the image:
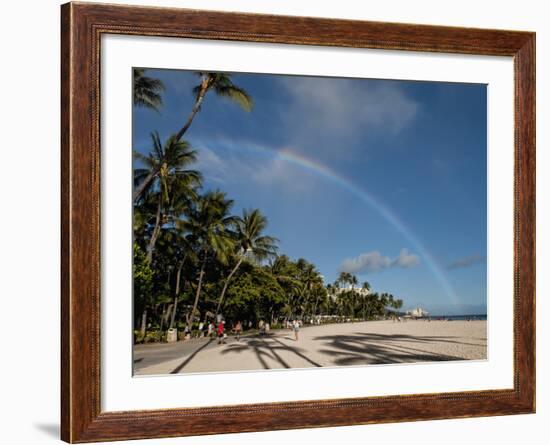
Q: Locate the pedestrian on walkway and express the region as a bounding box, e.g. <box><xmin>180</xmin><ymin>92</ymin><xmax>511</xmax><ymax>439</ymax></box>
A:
<box><xmin>292</xmin><ymin>319</ymin><xmax>300</xmax><ymax>341</ymax></box>
<box><xmin>184</xmin><ymin>324</ymin><xmax>191</xmax><ymax>340</ymax></box>
<box><xmin>234</xmin><ymin>320</ymin><xmax>243</xmax><ymax>341</ymax></box>
<box><xmin>217</xmin><ymin>320</ymin><xmax>226</xmax><ymax>345</ymax></box>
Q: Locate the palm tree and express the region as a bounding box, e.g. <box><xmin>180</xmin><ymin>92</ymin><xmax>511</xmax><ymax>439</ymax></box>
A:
<box><xmin>167</xmin><ymin>227</ymin><xmax>197</xmax><ymax>330</ymax></box>
<box><xmin>350</xmin><ymin>274</ymin><xmax>358</xmax><ymax>292</ymax></box>
<box><xmin>349</xmin><ymin>274</ymin><xmax>358</xmax><ymax>318</ymax></box>
<box><xmin>175</xmin><ymin>73</ymin><xmax>253</xmax><ymax>141</ymax></box>
<box><xmin>133</xmin><ymin>68</ymin><xmax>165</xmax><ymax>111</ymax></box>
<box><xmin>361</xmin><ymin>281</ymin><xmax>371</xmax><ymax>319</ymax></box>
<box><xmin>337</xmin><ymin>272</ymin><xmax>354</xmax><ymax>318</ymax></box>
<box><xmin>215</xmin><ymin>209</ymin><xmax>278</xmax><ymax>317</ymax></box>
<box><xmin>269</xmin><ymin>255</ymin><xmax>301</xmax><ymax>322</ymax></box>
<box><xmin>337</xmin><ymin>272</ymin><xmax>353</xmax><ymax>289</ymax></box>
<box><xmin>311</xmin><ymin>282</ymin><xmax>327</xmax><ymax>320</ymax></box>
<box><xmin>298</xmin><ymin>262</ymin><xmax>321</xmax><ymax>321</ymax></box>
<box><xmin>181</xmin><ymin>191</ymin><xmax>236</xmax><ymax>325</ymax></box>
<box><xmin>394</xmin><ymin>298</ymin><xmax>404</xmax><ymax>311</ymax></box>
<box><xmin>147</xmin><ymin>172</ymin><xmax>200</xmax><ymax>266</ymax></box>
<box><xmin>133</xmin><ymin>131</ymin><xmax>201</xmax><ymax>211</ymax></box>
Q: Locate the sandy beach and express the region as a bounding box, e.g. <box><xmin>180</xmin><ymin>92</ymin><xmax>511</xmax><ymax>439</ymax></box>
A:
<box><xmin>134</xmin><ymin>319</ymin><xmax>487</xmax><ymax>375</ymax></box>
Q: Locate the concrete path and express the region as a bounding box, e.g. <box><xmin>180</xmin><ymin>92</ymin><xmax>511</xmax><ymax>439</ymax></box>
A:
<box><xmin>133</xmin><ymin>320</ymin><xmax>487</xmax><ymax>375</ymax></box>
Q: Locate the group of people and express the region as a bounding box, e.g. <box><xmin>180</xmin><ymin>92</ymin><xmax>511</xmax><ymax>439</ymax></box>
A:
<box><xmin>203</xmin><ymin>319</ymin><xmax>244</xmax><ymax>345</ymax></box>
<box><xmin>258</xmin><ymin>320</ymin><xmax>270</xmax><ymax>336</ymax></box>
<box><xmin>183</xmin><ymin>317</ymin><xmax>302</xmax><ymax>345</ymax></box>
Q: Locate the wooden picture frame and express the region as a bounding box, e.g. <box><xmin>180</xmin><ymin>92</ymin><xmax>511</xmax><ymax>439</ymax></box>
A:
<box><xmin>61</xmin><ymin>2</ymin><xmax>535</xmax><ymax>442</ymax></box>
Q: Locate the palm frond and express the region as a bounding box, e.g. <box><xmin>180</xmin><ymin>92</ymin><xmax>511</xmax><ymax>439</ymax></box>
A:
<box><xmin>214</xmin><ymin>85</ymin><xmax>254</xmax><ymax>111</ymax></box>
<box><xmin>133</xmin><ymin>68</ymin><xmax>165</xmax><ymax>112</ymax></box>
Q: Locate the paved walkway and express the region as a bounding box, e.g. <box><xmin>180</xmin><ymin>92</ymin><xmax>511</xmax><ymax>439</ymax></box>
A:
<box><xmin>133</xmin><ymin>320</ymin><xmax>487</xmax><ymax>375</ymax></box>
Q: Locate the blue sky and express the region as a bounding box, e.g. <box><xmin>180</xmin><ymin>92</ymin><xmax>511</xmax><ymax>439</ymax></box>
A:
<box><xmin>133</xmin><ymin>69</ymin><xmax>487</xmax><ymax>316</ymax></box>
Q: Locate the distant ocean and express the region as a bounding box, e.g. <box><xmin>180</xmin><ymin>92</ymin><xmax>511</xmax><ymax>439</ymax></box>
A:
<box><xmin>429</xmin><ymin>314</ymin><xmax>487</xmax><ymax>321</ymax></box>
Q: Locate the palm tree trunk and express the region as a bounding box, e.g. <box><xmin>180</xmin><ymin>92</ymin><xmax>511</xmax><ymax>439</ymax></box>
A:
<box><xmin>175</xmin><ymin>79</ymin><xmax>209</xmax><ymax>142</ymax></box>
<box><xmin>190</xmin><ymin>252</ymin><xmax>207</xmax><ymax>324</ymax></box>
<box><xmin>312</xmin><ymin>293</ymin><xmax>321</xmax><ymax>320</ymax></box>
<box><xmin>146</xmin><ymin>197</ymin><xmax>162</xmax><ymax>263</ymax></box>
<box><xmin>165</xmin><ymin>304</ymin><xmax>173</xmax><ymax>327</ymax></box>
<box><xmin>159</xmin><ymin>303</ymin><xmax>167</xmax><ymax>332</ymax></box>
<box><xmin>351</xmin><ymin>283</ymin><xmax>357</xmax><ymax>323</ymax></box>
<box><xmin>140</xmin><ymin>308</ymin><xmax>147</xmax><ymax>338</ymax></box>
<box><xmin>133</xmin><ymin>169</ymin><xmax>156</xmax><ymax>202</ymax></box>
<box><xmin>169</xmin><ymin>259</ymin><xmax>185</xmax><ymax>329</ymax></box>
<box><xmin>215</xmin><ymin>255</ymin><xmax>244</xmax><ymax>317</ymax></box>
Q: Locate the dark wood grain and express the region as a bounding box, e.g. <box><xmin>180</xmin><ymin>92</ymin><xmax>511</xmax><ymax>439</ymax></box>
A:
<box><xmin>60</xmin><ymin>2</ymin><xmax>536</xmax><ymax>442</ymax></box>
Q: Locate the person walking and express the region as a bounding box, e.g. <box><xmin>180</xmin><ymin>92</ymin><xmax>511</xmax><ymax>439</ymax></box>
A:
<box><xmin>292</xmin><ymin>319</ymin><xmax>300</xmax><ymax>341</ymax></box>
<box><xmin>234</xmin><ymin>320</ymin><xmax>243</xmax><ymax>341</ymax></box>
<box><xmin>184</xmin><ymin>323</ymin><xmax>191</xmax><ymax>340</ymax></box>
<box><xmin>207</xmin><ymin>321</ymin><xmax>214</xmax><ymax>338</ymax></box>
<box><xmin>217</xmin><ymin>320</ymin><xmax>226</xmax><ymax>345</ymax></box>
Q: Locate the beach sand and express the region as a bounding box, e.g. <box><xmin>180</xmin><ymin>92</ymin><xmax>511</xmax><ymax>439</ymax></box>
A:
<box><xmin>134</xmin><ymin>319</ymin><xmax>487</xmax><ymax>375</ymax></box>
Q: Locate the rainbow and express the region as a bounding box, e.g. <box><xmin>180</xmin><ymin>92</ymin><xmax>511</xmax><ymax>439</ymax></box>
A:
<box><xmin>202</xmin><ymin>139</ymin><xmax>459</xmax><ymax>304</ymax></box>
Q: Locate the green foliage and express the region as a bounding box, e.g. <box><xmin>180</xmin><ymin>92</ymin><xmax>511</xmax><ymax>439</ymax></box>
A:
<box><xmin>133</xmin><ymin>68</ymin><xmax>165</xmax><ymax>111</ymax></box>
<box><xmin>223</xmin><ymin>263</ymin><xmax>285</xmax><ymax>322</ymax></box>
<box><xmin>133</xmin><ymin>243</ymin><xmax>153</xmax><ymax>309</ymax></box>
<box><xmin>193</xmin><ymin>72</ymin><xmax>254</xmax><ymax>112</ymax></box>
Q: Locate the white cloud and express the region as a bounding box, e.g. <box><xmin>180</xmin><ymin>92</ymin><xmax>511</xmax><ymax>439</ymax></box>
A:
<box><xmin>340</xmin><ymin>251</ymin><xmax>392</xmax><ymax>274</ymax></box>
<box><xmin>277</xmin><ymin>76</ymin><xmax>419</xmax><ymax>158</ymax></box>
<box><xmin>194</xmin><ymin>141</ymin><xmax>315</xmax><ymax>192</ymax></box>
<box><xmin>193</xmin><ymin>144</ymin><xmax>229</xmax><ymax>184</ymax></box>
<box><xmin>339</xmin><ymin>248</ymin><xmax>420</xmax><ymax>275</ymax></box>
<box><xmin>393</xmin><ymin>248</ymin><xmax>421</xmax><ymax>268</ymax></box>
<box><xmin>447</xmin><ymin>254</ymin><xmax>486</xmax><ymax>270</ymax></box>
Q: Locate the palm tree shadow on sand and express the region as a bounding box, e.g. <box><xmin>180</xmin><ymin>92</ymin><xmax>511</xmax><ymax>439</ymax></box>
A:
<box><xmin>221</xmin><ymin>336</ymin><xmax>322</xmax><ymax>369</ymax></box>
<box><xmin>313</xmin><ymin>332</ymin><xmax>483</xmax><ymax>366</ymax></box>
<box><xmin>170</xmin><ymin>338</ymin><xmax>215</xmax><ymax>373</ymax></box>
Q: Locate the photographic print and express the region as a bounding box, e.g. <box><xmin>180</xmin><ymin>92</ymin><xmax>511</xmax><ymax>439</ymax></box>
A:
<box><xmin>61</xmin><ymin>6</ymin><xmax>535</xmax><ymax>440</ymax></box>
<box><xmin>132</xmin><ymin>69</ymin><xmax>488</xmax><ymax>376</ymax></box>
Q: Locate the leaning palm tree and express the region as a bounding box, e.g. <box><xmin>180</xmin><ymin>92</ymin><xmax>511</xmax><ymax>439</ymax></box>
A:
<box><xmin>133</xmin><ymin>68</ymin><xmax>165</xmax><ymax>111</ymax></box>
<box><xmin>134</xmin><ymin>133</ymin><xmax>201</xmax><ymax>261</ymax></box>
<box><xmin>175</xmin><ymin>72</ymin><xmax>253</xmax><ymax>141</ymax></box>
<box><xmin>215</xmin><ymin>209</ymin><xmax>278</xmax><ymax>317</ymax></box>
<box><xmin>181</xmin><ymin>191</ymin><xmax>237</xmax><ymax>325</ymax></box>
<box><xmin>133</xmin><ymin>131</ymin><xmax>201</xmax><ymax>203</ymax></box>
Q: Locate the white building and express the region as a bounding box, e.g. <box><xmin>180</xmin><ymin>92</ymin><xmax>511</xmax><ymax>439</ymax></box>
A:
<box><xmin>407</xmin><ymin>307</ymin><xmax>429</xmax><ymax>318</ymax></box>
<box><xmin>332</xmin><ymin>286</ymin><xmax>372</xmax><ymax>297</ymax></box>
